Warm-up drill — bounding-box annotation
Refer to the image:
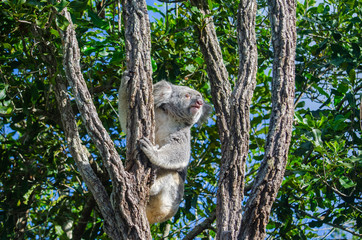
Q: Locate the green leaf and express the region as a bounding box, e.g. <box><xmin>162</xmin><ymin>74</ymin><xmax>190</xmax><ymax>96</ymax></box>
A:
<box><xmin>294</xmin><ymin>112</ymin><xmax>304</xmax><ymax>123</ymax></box>
<box><xmin>55</xmin><ymin>14</ymin><xmax>69</xmax><ymax>31</ymax></box>
<box><xmin>147</xmin><ymin>5</ymin><xmax>166</xmax><ymax>18</ymax></box>
<box><xmin>99</xmin><ymin>49</ymin><xmax>108</xmax><ymax>57</ymax></box>
<box><xmin>151</xmin><ymin>58</ymin><xmax>157</xmax><ymax>72</ymax></box>
<box><xmin>317</xmin><ymin>4</ymin><xmax>324</xmax><ymax>13</ymax></box>
<box><xmin>185</xmin><ymin>64</ymin><xmax>196</xmax><ymax>72</ymax></box>
<box><xmin>348</xmin><ymin>69</ymin><xmax>356</xmax><ymax>84</ymax></box>
<box><xmin>339</xmin><ymin>176</ymin><xmax>356</xmax><ymax>188</ymax></box>
<box><xmin>194</xmin><ymin>57</ymin><xmax>204</xmax><ymax>65</ymax></box>
<box><xmin>352</xmin><ymin>43</ymin><xmax>361</xmax><ymax>58</ymax></box>
<box><xmin>88</xmin><ymin>10</ymin><xmax>108</xmax><ymax>29</ymax></box>
<box><xmin>110</xmin><ymin>50</ymin><xmax>123</xmax><ymax>65</ymax></box>
<box><xmin>312</xmin><ymin>129</ymin><xmax>322</xmax><ymax>146</ymax></box>
<box><xmin>54</xmin><ymin>225</ymin><xmax>64</xmax><ymax>236</ymax></box>
<box><xmin>23</xmin><ymin>185</ymin><xmax>37</xmax><ymax>205</ymax></box>
<box><xmin>54</xmin><ymin>0</ymin><xmax>68</xmax><ymax>12</ymax></box>
<box><xmin>309</xmin><ymin>220</ymin><xmax>323</xmax><ymax>228</ymax></box>
<box><xmin>0</xmin><ymin>88</ymin><xmax>6</xmax><ymax>100</ymax></box>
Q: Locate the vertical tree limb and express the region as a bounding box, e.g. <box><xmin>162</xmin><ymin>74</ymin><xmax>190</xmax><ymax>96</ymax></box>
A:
<box><xmin>239</xmin><ymin>0</ymin><xmax>296</xmax><ymax>238</ymax></box>
<box><xmin>30</xmin><ymin>24</ymin><xmax>122</xmax><ymax>239</ymax></box>
<box><xmin>190</xmin><ymin>0</ymin><xmax>231</xmax><ymax>144</ymax></box>
<box><xmin>53</xmin><ymin>75</ymin><xmax>122</xmax><ymax>239</ymax></box>
<box><xmin>122</xmin><ymin>0</ymin><xmax>154</xmax><ymax>160</ymax></box>
<box><xmin>216</xmin><ymin>0</ymin><xmax>258</xmax><ymax>238</ymax></box>
<box><xmin>190</xmin><ymin>0</ymin><xmax>257</xmax><ymax>238</ymax></box>
<box><xmin>59</xmin><ymin>7</ymin><xmax>152</xmax><ymax>239</ymax></box>
<box><xmin>120</xmin><ymin>0</ymin><xmax>155</xmax><ymax>237</ymax></box>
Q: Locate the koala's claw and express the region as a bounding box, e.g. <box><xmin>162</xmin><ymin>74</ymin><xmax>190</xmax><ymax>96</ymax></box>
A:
<box><xmin>121</xmin><ymin>71</ymin><xmax>131</xmax><ymax>87</ymax></box>
<box><xmin>139</xmin><ymin>137</ymin><xmax>152</xmax><ymax>150</ymax></box>
<box><xmin>139</xmin><ymin>137</ymin><xmax>157</xmax><ymax>162</ymax></box>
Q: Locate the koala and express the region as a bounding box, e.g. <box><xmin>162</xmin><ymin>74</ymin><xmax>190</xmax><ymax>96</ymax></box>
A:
<box><xmin>118</xmin><ymin>72</ymin><xmax>211</xmax><ymax>224</ymax></box>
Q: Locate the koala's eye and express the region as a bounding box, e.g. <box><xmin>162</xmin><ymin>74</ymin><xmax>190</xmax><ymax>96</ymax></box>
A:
<box><xmin>185</xmin><ymin>93</ymin><xmax>191</xmax><ymax>99</ymax></box>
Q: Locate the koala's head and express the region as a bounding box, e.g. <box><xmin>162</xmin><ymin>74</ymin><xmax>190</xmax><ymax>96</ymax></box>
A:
<box><xmin>153</xmin><ymin>81</ymin><xmax>212</xmax><ymax>126</ymax></box>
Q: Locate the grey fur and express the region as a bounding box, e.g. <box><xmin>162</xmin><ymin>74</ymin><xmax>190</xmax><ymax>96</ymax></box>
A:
<box><xmin>118</xmin><ymin>72</ymin><xmax>211</xmax><ymax>224</ymax></box>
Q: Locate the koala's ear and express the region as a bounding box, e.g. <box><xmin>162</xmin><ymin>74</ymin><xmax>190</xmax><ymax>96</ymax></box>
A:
<box><xmin>153</xmin><ymin>80</ymin><xmax>173</xmax><ymax>107</ymax></box>
<box><xmin>197</xmin><ymin>102</ymin><xmax>212</xmax><ymax>125</ymax></box>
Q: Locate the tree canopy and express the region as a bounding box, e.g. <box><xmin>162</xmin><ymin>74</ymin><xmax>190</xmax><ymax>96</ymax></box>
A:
<box><xmin>0</xmin><ymin>0</ymin><xmax>361</xmax><ymax>239</ymax></box>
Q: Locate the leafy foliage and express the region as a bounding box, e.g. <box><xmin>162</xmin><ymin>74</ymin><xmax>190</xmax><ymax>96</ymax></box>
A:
<box><xmin>0</xmin><ymin>0</ymin><xmax>361</xmax><ymax>239</ymax></box>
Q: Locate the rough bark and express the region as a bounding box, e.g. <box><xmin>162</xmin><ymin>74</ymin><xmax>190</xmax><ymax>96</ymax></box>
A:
<box><xmin>53</xmin><ymin>74</ymin><xmax>122</xmax><ymax>239</ymax></box>
<box><xmin>190</xmin><ymin>0</ymin><xmax>257</xmax><ymax>239</ymax></box>
<box><xmin>190</xmin><ymin>0</ymin><xmax>231</xmax><ymax>144</ymax></box>
<box><xmin>30</xmin><ymin>24</ymin><xmax>122</xmax><ymax>239</ymax></box>
<box><xmin>239</xmin><ymin>0</ymin><xmax>296</xmax><ymax>238</ymax></box>
<box><xmin>119</xmin><ymin>0</ymin><xmax>154</xmax><ymax>237</ymax></box>
<box><xmin>122</xmin><ymin>0</ymin><xmax>154</xmax><ymax>162</ymax></box>
<box><xmin>58</xmin><ymin>7</ymin><xmax>152</xmax><ymax>239</ymax></box>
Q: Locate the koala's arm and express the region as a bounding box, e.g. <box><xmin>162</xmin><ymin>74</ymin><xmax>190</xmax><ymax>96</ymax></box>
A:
<box><xmin>139</xmin><ymin>133</ymin><xmax>190</xmax><ymax>170</ymax></box>
<box><xmin>118</xmin><ymin>72</ymin><xmax>129</xmax><ymax>134</ymax></box>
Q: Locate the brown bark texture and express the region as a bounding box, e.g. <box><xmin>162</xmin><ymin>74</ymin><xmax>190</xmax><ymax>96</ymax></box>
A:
<box><xmin>122</xmin><ymin>0</ymin><xmax>154</xmax><ymax>162</ymax></box>
<box><xmin>56</xmin><ymin>6</ymin><xmax>153</xmax><ymax>239</ymax></box>
<box><xmin>239</xmin><ymin>0</ymin><xmax>296</xmax><ymax>238</ymax></box>
<box><xmin>190</xmin><ymin>0</ymin><xmax>257</xmax><ymax>239</ymax></box>
<box><xmin>192</xmin><ymin>0</ymin><xmax>296</xmax><ymax>239</ymax></box>
<box><xmin>30</xmin><ymin>24</ymin><xmax>122</xmax><ymax>239</ymax></box>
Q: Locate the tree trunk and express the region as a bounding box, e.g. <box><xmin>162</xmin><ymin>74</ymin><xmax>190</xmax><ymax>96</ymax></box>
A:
<box><xmin>191</xmin><ymin>0</ymin><xmax>295</xmax><ymax>239</ymax></box>
<box><xmin>56</xmin><ymin>6</ymin><xmax>153</xmax><ymax>239</ymax></box>
<box><xmin>190</xmin><ymin>0</ymin><xmax>257</xmax><ymax>238</ymax></box>
<box><xmin>239</xmin><ymin>0</ymin><xmax>296</xmax><ymax>238</ymax></box>
<box><xmin>30</xmin><ymin>23</ymin><xmax>123</xmax><ymax>239</ymax></box>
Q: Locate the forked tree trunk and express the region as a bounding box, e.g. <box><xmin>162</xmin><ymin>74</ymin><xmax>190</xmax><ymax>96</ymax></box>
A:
<box><xmin>190</xmin><ymin>0</ymin><xmax>257</xmax><ymax>238</ymax></box>
<box><xmin>55</xmin><ymin>4</ymin><xmax>154</xmax><ymax>239</ymax></box>
<box><xmin>239</xmin><ymin>0</ymin><xmax>296</xmax><ymax>238</ymax></box>
<box><xmin>191</xmin><ymin>0</ymin><xmax>296</xmax><ymax>239</ymax></box>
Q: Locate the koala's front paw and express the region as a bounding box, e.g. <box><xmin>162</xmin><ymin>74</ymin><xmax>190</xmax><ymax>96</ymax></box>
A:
<box><xmin>121</xmin><ymin>70</ymin><xmax>131</xmax><ymax>88</ymax></box>
<box><xmin>139</xmin><ymin>137</ymin><xmax>158</xmax><ymax>163</ymax></box>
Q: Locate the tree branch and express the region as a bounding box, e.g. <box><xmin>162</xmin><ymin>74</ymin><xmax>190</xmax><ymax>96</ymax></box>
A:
<box><xmin>190</xmin><ymin>0</ymin><xmax>257</xmax><ymax>238</ymax></box>
<box><xmin>182</xmin><ymin>211</ymin><xmax>216</xmax><ymax>240</ymax></box>
<box><xmin>53</xmin><ymin>75</ymin><xmax>122</xmax><ymax>239</ymax></box>
<box><xmin>59</xmin><ymin>7</ymin><xmax>152</xmax><ymax>239</ymax></box>
<box><xmin>30</xmin><ymin>23</ymin><xmax>122</xmax><ymax>239</ymax></box>
<box><xmin>59</xmin><ymin>8</ymin><xmax>125</xmax><ymax>184</ymax></box>
<box><xmin>240</xmin><ymin>0</ymin><xmax>296</xmax><ymax>238</ymax></box>
<box><xmin>122</xmin><ymin>0</ymin><xmax>154</xmax><ymax>161</ymax></box>
<box><xmin>190</xmin><ymin>0</ymin><xmax>231</xmax><ymax>144</ymax></box>
<box><xmin>298</xmin><ymin>210</ymin><xmax>362</xmax><ymax>238</ymax></box>
<box><xmin>72</xmin><ymin>195</ymin><xmax>96</xmax><ymax>240</ymax></box>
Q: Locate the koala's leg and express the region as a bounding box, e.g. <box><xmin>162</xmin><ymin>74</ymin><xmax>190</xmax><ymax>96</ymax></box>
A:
<box><xmin>147</xmin><ymin>172</ymin><xmax>184</xmax><ymax>224</ymax></box>
<box><xmin>118</xmin><ymin>71</ymin><xmax>130</xmax><ymax>134</ymax></box>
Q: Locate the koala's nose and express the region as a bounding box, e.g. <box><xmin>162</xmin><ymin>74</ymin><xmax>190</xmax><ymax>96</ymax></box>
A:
<box><xmin>196</xmin><ymin>99</ymin><xmax>204</xmax><ymax>106</ymax></box>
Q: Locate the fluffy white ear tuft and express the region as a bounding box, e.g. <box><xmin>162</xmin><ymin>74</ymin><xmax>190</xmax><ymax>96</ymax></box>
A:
<box><xmin>153</xmin><ymin>80</ymin><xmax>173</xmax><ymax>107</ymax></box>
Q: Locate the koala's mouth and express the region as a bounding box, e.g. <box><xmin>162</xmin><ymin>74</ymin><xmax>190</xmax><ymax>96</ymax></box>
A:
<box><xmin>190</xmin><ymin>105</ymin><xmax>201</xmax><ymax>109</ymax></box>
<box><xmin>190</xmin><ymin>105</ymin><xmax>201</xmax><ymax>115</ymax></box>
